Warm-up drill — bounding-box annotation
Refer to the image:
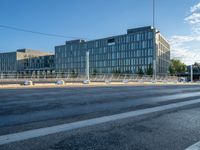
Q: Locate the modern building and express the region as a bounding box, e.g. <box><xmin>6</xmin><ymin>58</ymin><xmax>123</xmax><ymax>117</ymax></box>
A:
<box><xmin>0</xmin><ymin>52</ymin><xmax>18</xmax><ymax>73</ymax></box>
<box><xmin>0</xmin><ymin>49</ymin><xmax>54</xmax><ymax>74</ymax></box>
<box><xmin>55</xmin><ymin>26</ymin><xmax>170</xmax><ymax>75</ymax></box>
<box><xmin>24</xmin><ymin>55</ymin><xmax>55</xmax><ymax>75</ymax></box>
<box><xmin>0</xmin><ymin>26</ymin><xmax>170</xmax><ymax>76</ymax></box>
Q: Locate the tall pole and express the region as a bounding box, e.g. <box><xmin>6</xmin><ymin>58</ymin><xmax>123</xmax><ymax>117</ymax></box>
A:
<box><xmin>153</xmin><ymin>0</ymin><xmax>157</xmax><ymax>81</ymax></box>
<box><xmin>153</xmin><ymin>0</ymin><xmax>155</xmax><ymax>28</ymax></box>
<box><xmin>86</xmin><ymin>51</ymin><xmax>90</xmax><ymax>81</ymax></box>
<box><xmin>190</xmin><ymin>64</ymin><xmax>193</xmax><ymax>82</ymax></box>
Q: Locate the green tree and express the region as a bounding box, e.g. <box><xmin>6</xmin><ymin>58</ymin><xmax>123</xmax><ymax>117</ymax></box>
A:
<box><xmin>112</xmin><ymin>70</ymin><xmax>121</xmax><ymax>76</ymax></box>
<box><xmin>92</xmin><ymin>69</ymin><xmax>98</xmax><ymax>75</ymax></box>
<box><xmin>125</xmin><ymin>70</ymin><xmax>132</xmax><ymax>74</ymax></box>
<box><xmin>137</xmin><ymin>68</ymin><xmax>144</xmax><ymax>76</ymax></box>
<box><xmin>169</xmin><ymin>59</ymin><xmax>186</xmax><ymax>75</ymax></box>
<box><xmin>193</xmin><ymin>62</ymin><xmax>200</xmax><ymax>73</ymax></box>
<box><xmin>71</xmin><ymin>69</ymin><xmax>78</xmax><ymax>77</ymax></box>
<box><xmin>146</xmin><ymin>64</ymin><xmax>153</xmax><ymax>76</ymax></box>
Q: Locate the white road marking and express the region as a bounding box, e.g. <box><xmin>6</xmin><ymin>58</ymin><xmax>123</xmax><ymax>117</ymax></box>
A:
<box><xmin>0</xmin><ymin>99</ymin><xmax>200</xmax><ymax>145</ymax></box>
<box><xmin>186</xmin><ymin>141</ymin><xmax>200</xmax><ymax>150</ymax></box>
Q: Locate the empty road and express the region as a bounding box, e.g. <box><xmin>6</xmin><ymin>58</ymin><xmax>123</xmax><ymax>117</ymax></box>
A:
<box><xmin>0</xmin><ymin>84</ymin><xmax>200</xmax><ymax>150</ymax></box>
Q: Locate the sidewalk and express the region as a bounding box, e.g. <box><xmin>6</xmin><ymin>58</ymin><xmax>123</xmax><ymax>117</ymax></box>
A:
<box><xmin>0</xmin><ymin>82</ymin><xmax>198</xmax><ymax>89</ymax></box>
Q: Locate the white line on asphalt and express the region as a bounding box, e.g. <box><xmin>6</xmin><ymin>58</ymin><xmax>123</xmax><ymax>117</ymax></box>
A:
<box><xmin>185</xmin><ymin>141</ymin><xmax>200</xmax><ymax>150</ymax></box>
<box><xmin>1</xmin><ymin>99</ymin><xmax>200</xmax><ymax>145</ymax></box>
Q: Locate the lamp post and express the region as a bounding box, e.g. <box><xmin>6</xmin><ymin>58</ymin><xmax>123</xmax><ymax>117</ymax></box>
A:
<box><xmin>86</xmin><ymin>51</ymin><xmax>90</xmax><ymax>81</ymax></box>
<box><xmin>190</xmin><ymin>64</ymin><xmax>193</xmax><ymax>82</ymax></box>
<box><xmin>153</xmin><ymin>0</ymin><xmax>155</xmax><ymax>28</ymax></box>
<box><xmin>153</xmin><ymin>0</ymin><xmax>157</xmax><ymax>81</ymax></box>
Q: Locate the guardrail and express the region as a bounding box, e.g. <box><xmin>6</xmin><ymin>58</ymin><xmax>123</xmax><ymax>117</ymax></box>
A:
<box><xmin>0</xmin><ymin>72</ymin><xmax>178</xmax><ymax>84</ymax></box>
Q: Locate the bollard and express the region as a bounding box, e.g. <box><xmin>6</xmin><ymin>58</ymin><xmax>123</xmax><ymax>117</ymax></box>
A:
<box><xmin>56</xmin><ymin>80</ymin><xmax>65</xmax><ymax>85</ymax></box>
<box><xmin>24</xmin><ymin>80</ymin><xmax>33</xmax><ymax>86</ymax></box>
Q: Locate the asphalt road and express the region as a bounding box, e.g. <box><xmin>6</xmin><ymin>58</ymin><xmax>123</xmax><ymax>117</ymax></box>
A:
<box><xmin>1</xmin><ymin>85</ymin><xmax>200</xmax><ymax>150</ymax></box>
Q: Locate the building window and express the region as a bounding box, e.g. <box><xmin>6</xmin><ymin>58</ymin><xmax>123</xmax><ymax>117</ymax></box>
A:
<box><xmin>108</xmin><ymin>38</ymin><xmax>115</xmax><ymax>46</ymax></box>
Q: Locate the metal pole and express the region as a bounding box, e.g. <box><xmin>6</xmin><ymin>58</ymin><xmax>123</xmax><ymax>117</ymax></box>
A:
<box><xmin>86</xmin><ymin>51</ymin><xmax>90</xmax><ymax>81</ymax></box>
<box><xmin>153</xmin><ymin>58</ymin><xmax>156</xmax><ymax>81</ymax></box>
<box><xmin>153</xmin><ymin>0</ymin><xmax>155</xmax><ymax>28</ymax></box>
<box><xmin>191</xmin><ymin>65</ymin><xmax>193</xmax><ymax>82</ymax></box>
<box><xmin>152</xmin><ymin>0</ymin><xmax>157</xmax><ymax>82</ymax></box>
<box><xmin>153</xmin><ymin>29</ymin><xmax>157</xmax><ymax>81</ymax></box>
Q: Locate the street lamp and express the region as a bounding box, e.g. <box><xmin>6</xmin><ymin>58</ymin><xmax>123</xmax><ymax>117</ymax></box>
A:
<box><xmin>86</xmin><ymin>51</ymin><xmax>90</xmax><ymax>81</ymax></box>
<box><xmin>153</xmin><ymin>0</ymin><xmax>155</xmax><ymax>28</ymax></box>
<box><xmin>153</xmin><ymin>0</ymin><xmax>157</xmax><ymax>81</ymax></box>
<box><xmin>190</xmin><ymin>64</ymin><xmax>193</xmax><ymax>82</ymax></box>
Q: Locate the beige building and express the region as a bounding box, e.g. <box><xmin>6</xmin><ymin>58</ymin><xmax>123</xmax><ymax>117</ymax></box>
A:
<box><xmin>155</xmin><ymin>32</ymin><xmax>170</xmax><ymax>75</ymax></box>
<box><xmin>0</xmin><ymin>49</ymin><xmax>54</xmax><ymax>74</ymax></box>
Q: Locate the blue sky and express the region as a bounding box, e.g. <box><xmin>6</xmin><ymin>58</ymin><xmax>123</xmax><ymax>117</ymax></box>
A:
<box><xmin>0</xmin><ymin>0</ymin><xmax>200</xmax><ymax>64</ymax></box>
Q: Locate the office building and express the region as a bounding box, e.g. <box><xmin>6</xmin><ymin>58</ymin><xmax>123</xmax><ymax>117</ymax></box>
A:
<box><xmin>24</xmin><ymin>55</ymin><xmax>55</xmax><ymax>75</ymax></box>
<box><xmin>55</xmin><ymin>26</ymin><xmax>170</xmax><ymax>75</ymax></box>
<box><xmin>0</xmin><ymin>49</ymin><xmax>54</xmax><ymax>74</ymax></box>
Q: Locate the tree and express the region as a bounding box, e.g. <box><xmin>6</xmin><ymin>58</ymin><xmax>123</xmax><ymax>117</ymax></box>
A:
<box><xmin>71</xmin><ymin>69</ymin><xmax>78</xmax><ymax>77</ymax></box>
<box><xmin>92</xmin><ymin>69</ymin><xmax>98</xmax><ymax>75</ymax></box>
<box><xmin>112</xmin><ymin>70</ymin><xmax>121</xmax><ymax>76</ymax></box>
<box><xmin>192</xmin><ymin>62</ymin><xmax>200</xmax><ymax>73</ymax></box>
<box><xmin>169</xmin><ymin>59</ymin><xmax>186</xmax><ymax>75</ymax></box>
<box><xmin>137</xmin><ymin>68</ymin><xmax>144</xmax><ymax>76</ymax></box>
<box><xmin>125</xmin><ymin>70</ymin><xmax>132</xmax><ymax>74</ymax></box>
<box><xmin>146</xmin><ymin>64</ymin><xmax>153</xmax><ymax>76</ymax></box>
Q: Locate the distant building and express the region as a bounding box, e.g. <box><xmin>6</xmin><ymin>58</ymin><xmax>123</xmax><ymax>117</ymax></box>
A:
<box><xmin>55</xmin><ymin>26</ymin><xmax>170</xmax><ymax>75</ymax></box>
<box><xmin>24</xmin><ymin>55</ymin><xmax>55</xmax><ymax>75</ymax></box>
<box><xmin>0</xmin><ymin>49</ymin><xmax>54</xmax><ymax>74</ymax></box>
<box><xmin>0</xmin><ymin>52</ymin><xmax>18</xmax><ymax>73</ymax></box>
<box><xmin>0</xmin><ymin>26</ymin><xmax>170</xmax><ymax>76</ymax></box>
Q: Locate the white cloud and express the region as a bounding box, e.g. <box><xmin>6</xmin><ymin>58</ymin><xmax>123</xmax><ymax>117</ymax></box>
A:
<box><xmin>185</xmin><ymin>13</ymin><xmax>200</xmax><ymax>24</ymax></box>
<box><xmin>170</xmin><ymin>35</ymin><xmax>200</xmax><ymax>45</ymax></box>
<box><xmin>185</xmin><ymin>2</ymin><xmax>200</xmax><ymax>34</ymax></box>
<box><xmin>190</xmin><ymin>2</ymin><xmax>200</xmax><ymax>13</ymax></box>
<box><xmin>170</xmin><ymin>1</ymin><xmax>200</xmax><ymax>65</ymax></box>
<box><xmin>170</xmin><ymin>43</ymin><xmax>200</xmax><ymax>64</ymax></box>
<box><xmin>170</xmin><ymin>34</ymin><xmax>200</xmax><ymax>65</ymax></box>
<box><xmin>170</xmin><ymin>35</ymin><xmax>195</xmax><ymax>43</ymax></box>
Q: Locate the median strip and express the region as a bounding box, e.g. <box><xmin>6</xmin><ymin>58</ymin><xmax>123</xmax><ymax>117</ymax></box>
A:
<box><xmin>1</xmin><ymin>99</ymin><xmax>200</xmax><ymax>145</ymax></box>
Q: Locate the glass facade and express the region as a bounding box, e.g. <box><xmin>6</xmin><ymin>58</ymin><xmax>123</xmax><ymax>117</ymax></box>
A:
<box><xmin>0</xmin><ymin>52</ymin><xmax>17</xmax><ymax>72</ymax></box>
<box><xmin>24</xmin><ymin>55</ymin><xmax>54</xmax><ymax>71</ymax></box>
<box><xmin>156</xmin><ymin>33</ymin><xmax>171</xmax><ymax>74</ymax></box>
<box><xmin>0</xmin><ymin>49</ymin><xmax>55</xmax><ymax>74</ymax></box>
<box><xmin>55</xmin><ymin>26</ymin><xmax>170</xmax><ymax>75</ymax></box>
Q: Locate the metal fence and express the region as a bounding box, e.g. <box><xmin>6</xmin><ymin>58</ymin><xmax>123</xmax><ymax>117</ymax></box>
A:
<box><xmin>0</xmin><ymin>72</ymin><xmax>178</xmax><ymax>84</ymax></box>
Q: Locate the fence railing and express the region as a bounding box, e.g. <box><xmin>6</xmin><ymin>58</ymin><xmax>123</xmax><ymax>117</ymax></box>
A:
<box><xmin>0</xmin><ymin>72</ymin><xmax>178</xmax><ymax>84</ymax></box>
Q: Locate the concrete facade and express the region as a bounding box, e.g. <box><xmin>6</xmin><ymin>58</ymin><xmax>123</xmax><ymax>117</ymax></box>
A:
<box><xmin>0</xmin><ymin>49</ymin><xmax>54</xmax><ymax>74</ymax></box>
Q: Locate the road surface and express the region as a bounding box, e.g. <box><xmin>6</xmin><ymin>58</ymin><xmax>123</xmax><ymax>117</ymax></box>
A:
<box><xmin>0</xmin><ymin>85</ymin><xmax>200</xmax><ymax>150</ymax></box>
